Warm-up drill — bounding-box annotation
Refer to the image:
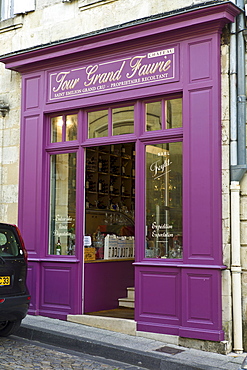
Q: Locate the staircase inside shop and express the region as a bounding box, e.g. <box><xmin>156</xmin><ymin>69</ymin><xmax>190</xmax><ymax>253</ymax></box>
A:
<box><xmin>118</xmin><ymin>287</ymin><xmax>135</xmax><ymax>308</ymax></box>
<box><xmin>67</xmin><ymin>287</ymin><xmax>135</xmax><ymax>335</ymax></box>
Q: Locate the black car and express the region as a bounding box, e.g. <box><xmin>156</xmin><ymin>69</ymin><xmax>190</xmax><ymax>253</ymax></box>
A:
<box><xmin>0</xmin><ymin>223</ymin><xmax>30</xmax><ymax>336</ymax></box>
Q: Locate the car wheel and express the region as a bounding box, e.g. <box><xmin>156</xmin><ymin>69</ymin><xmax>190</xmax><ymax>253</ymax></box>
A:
<box><xmin>0</xmin><ymin>319</ymin><xmax>21</xmax><ymax>336</ymax></box>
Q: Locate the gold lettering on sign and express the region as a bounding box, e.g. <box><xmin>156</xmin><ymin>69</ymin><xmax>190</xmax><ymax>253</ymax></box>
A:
<box><xmin>53</xmin><ymin>72</ymin><xmax>80</xmax><ymax>92</ymax></box>
<box><xmin>84</xmin><ymin>61</ymin><xmax>126</xmax><ymax>86</ymax></box>
<box><xmin>126</xmin><ymin>55</ymin><xmax>171</xmax><ymax>79</ymax></box>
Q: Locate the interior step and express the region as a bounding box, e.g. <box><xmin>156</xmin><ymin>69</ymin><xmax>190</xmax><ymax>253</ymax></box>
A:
<box><xmin>118</xmin><ymin>297</ymin><xmax>134</xmax><ymax>308</ymax></box>
<box><xmin>127</xmin><ymin>287</ymin><xmax>135</xmax><ymax>299</ymax></box>
<box><xmin>118</xmin><ymin>287</ymin><xmax>135</xmax><ymax>308</ymax></box>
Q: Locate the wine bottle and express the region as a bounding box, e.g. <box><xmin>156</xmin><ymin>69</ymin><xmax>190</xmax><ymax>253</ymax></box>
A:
<box><xmin>56</xmin><ymin>237</ymin><xmax>62</xmax><ymax>255</ymax></box>
<box><xmin>98</xmin><ymin>179</ymin><xmax>102</xmax><ymax>192</ymax></box>
<box><xmin>132</xmin><ymin>163</ymin><xmax>135</xmax><ymax>177</ymax></box>
<box><xmin>110</xmin><ymin>180</ymin><xmax>114</xmax><ymax>193</ymax></box>
<box><xmin>98</xmin><ymin>156</ymin><xmax>102</xmax><ymax>172</ymax></box>
<box><xmin>121</xmin><ymin>182</ymin><xmax>125</xmax><ymax>195</ymax></box>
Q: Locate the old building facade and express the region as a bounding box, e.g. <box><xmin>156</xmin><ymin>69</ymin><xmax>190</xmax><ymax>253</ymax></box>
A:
<box><xmin>0</xmin><ymin>0</ymin><xmax>246</xmax><ymax>354</ymax></box>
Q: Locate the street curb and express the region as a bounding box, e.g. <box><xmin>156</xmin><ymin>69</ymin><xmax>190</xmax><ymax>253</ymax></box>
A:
<box><xmin>15</xmin><ymin>324</ymin><xmax>221</xmax><ymax>370</ymax></box>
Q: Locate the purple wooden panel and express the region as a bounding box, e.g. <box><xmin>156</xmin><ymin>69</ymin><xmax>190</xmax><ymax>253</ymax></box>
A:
<box><xmin>26</xmin><ymin>264</ymin><xmax>35</xmax><ymax>311</ymax></box>
<box><xmin>135</xmin><ymin>266</ymin><xmax>180</xmax><ymax>327</ymax></box>
<box><xmin>181</xmin><ymin>268</ymin><xmax>223</xmax><ymax>338</ymax></box>
<box><xmin>40</xmin><ymin>263</ymin><xmax>79</xmax><ymax>316</ymax></box>
<box><xmin>186</xmin><ymin>88</ymin><xmax>215</xmax><ymax>261</ymax></box>
<box><xmin>47</xmin><ymin>44</ymin><xmax>179</xmax><ymax>103</ymax></box>
<box><xmin>26</xmin><ymin>262</ymin><xmax>40</xmax><ymax>315</ymax></box>
<box><xmin>24</xmin><ymin>76</ymin><xmax>40</xmax><ymax>110</ymax></box>
<box><xmin>136</xmin><ymin>265</ymin><xmax>223</xmax><ymax>340</ymax></box>
<box><xmin>19</xmin><ymin>116</ymin><xmax>40</xmax><ymax>257</ymax></box>
<box><xmin>43</xmin><ymin>269</ymin><xmax>70</xmax><ymax>306</ymax></box>
<box><xmin>189</xmin><ymin>40</ymin><xmax>212</xmax><ymax>82</ymax></box>
<box><xmin>186</xmin><ymin>273</ymin><xmax>213</xmax><ymax>323</ymax></box>
<box><xmin>141</xmin><ymin>273</ymin><xmax>179</xmax><ymax>317</ymax></box>
<box><xmin>84</xmin><ymin>261</ymin><xmax>134</xmax><ymax>313</ymax></box>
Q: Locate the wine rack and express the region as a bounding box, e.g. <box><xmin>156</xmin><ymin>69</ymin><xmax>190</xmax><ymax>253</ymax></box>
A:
<box><xmin>85</xmin><ymin>143</ymin><xmax>135</xmax><ymax>215</ymax></box>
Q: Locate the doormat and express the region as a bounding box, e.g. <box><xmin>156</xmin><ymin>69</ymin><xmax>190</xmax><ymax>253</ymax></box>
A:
<box><xmin>155</xmin><ymin>346</ymin><xmax>185</xmax><ymax>355</ymax></box>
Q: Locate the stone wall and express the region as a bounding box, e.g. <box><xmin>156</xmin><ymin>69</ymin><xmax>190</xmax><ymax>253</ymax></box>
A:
<box><xmin>241</xmin><ymin>172</ymin><xmax>247</xmax><ymax>350</ymax></box>
<box><xmin>221</xmin><ymin>35</ymin><xmax>232</xmax><ymax>349</ymax></box>
<box><xmin>0</xmin><ymin>65</ymin><xmax>21</xmax><ymax>224</ymax></box>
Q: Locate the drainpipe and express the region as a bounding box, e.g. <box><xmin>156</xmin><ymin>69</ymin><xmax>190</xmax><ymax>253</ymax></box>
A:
<box><xmin>230</xmin><ymin>0</ymin><xmax>246</xmax><ymax>354</ymax></box>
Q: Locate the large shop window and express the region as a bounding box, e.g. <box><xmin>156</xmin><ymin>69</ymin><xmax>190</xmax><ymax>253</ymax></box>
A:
<box><xmin>49</xmin><ymin>153</ymin><xmax>76</xmax><ymax>255</ymax></box>
<box><xmin>145</xmin><ymin>142</ymin><xmax>182</xmax><ymax>259</ymax></box>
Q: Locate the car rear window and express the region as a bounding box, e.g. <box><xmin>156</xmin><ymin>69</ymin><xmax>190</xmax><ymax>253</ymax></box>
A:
<box><xmin>0</xmin><ymin>227</ymin><xmax>22</xmax><ymax>257</ymax></box>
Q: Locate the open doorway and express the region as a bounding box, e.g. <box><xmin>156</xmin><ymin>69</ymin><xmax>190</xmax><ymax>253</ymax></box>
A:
<box><xmin>83</xmin><ymin>143</ymin><xmax>135</xmax><ymax>320</ymax></box>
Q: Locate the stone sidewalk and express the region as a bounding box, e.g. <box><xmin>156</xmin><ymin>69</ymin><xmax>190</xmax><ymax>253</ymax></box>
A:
<box><xmin>15</xmin><ymin>315</ymin><xmax>246</xmax><ymax>370</ymax></box>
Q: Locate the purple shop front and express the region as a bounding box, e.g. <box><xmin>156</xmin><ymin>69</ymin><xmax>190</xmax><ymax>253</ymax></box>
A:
<box><xmin>1</xmin><ymin>2</ymin><xmax>240</xmax><ymax>342</ymax></box>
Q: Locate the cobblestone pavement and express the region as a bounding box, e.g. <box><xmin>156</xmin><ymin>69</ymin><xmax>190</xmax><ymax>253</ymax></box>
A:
<box><xmin>0</xmin><ymin>336</ymin><xmax>147</xmax><ymax>370</ymax></box>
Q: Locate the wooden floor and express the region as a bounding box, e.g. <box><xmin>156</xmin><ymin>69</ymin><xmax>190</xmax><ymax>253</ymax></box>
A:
<box><xmin>86</xmin><ymin>307</ymin><xmax>134</xmax><ymax>320</ymax></box>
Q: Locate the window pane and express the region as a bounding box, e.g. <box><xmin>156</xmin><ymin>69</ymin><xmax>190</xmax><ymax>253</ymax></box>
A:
<box><xmin>145</xmin><ymin>142</ymin><xmax>182</xmax><ymax>259</ymax></box>
<box><xmin>146</xmin><ymin>101</ymin><xmax>162</xmax><ymax>131</ymax></box>
<box><xmin>166</xmin><ymin>98</ymin><xmax>182</xmax><ymax>129</ymax></box>
<box><xmin>49</xmin><ymin>153</ymin><xmax>76</xmax><ymax>255</ymax></box>
<box><xmin>1</xmin><ymin>0</ymin><xmax>13</xmax><ymax>20</ymax></box>
<box><xmin>14</xmin><ymin>0</ymin><xmax>35</xmax><ymax>14</ymax></box>
<box><xmin>112</xmin><ymin>106</ymin><xmax>134</xmax><ymax>135</ymax></box>
<box><xmin>88</xmin><ymin>110</ymin><xmax>108</xmax><ymax>138</ymax></box>
<box><xmin>0</xmin><ymin>227</ymin><xmax>21</xmax><ymax>257</ymax></box>
<box><xmin>51</xmin><ymin>116</ymin><xmax>63</xmax><ymax>143</ymax></box>
<box><xmin>66</xmin><ymin>114</ymin><xmax>77</xmax><ymax>141</ymax></box>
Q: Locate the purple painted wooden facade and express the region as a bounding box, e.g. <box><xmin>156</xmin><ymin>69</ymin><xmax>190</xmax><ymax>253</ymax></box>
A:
<box><xmin>1</xmin><ymin>2</ymin><xmax>240</xmax><ymax>341</ymax></box>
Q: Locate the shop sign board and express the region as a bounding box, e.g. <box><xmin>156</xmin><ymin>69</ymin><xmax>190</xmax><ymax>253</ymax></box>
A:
<box><xmin>48</xmin><ymin>45</ymin><xmax>178</xmax><ymax>102</ymax></box>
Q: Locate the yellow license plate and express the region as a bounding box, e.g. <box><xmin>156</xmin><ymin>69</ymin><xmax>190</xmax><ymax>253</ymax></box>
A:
<box><xmin>0</xmin><ymin>276</ymin><xmax>10</xmax><ymax>286</ymax></box>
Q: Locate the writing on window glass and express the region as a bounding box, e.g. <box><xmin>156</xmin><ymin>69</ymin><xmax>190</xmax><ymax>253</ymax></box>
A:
<box><xmin>150</xmin><ymin>158</ymin><xmax>172</xmax><ymax>180</ymax></box>
<box><xmin>151</xmin><ymin>222</ymin><xmax>173</xmax><ymax>238</ymax></box>
<box><xmin>53</xmin><ymin>215</ymin><xmax>75</xmax><ymax>237</ymax></box>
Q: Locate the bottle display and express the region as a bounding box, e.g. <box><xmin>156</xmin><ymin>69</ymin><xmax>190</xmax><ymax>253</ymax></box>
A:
<box><xmin>85</xmin><ymin>143</ymin><xmax>135</xmax><ymax>261</ymax></box>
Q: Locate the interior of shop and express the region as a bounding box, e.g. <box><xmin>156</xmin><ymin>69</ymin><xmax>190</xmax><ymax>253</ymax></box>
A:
<box><xmin>84</xmin><ymin>143</ymin><xmax>135</xmax><ymax>319</ymax></box>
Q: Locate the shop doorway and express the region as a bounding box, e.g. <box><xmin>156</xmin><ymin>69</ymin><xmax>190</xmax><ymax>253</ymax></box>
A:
<box><xmin>83</xmin><ymin>143</ymin><xmax>135</xmax><ymax>320</ymax></box>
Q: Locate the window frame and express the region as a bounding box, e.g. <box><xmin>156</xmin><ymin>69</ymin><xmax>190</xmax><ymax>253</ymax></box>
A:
<box><xmin>0</xmin><ymin>0</ymin><xmax>35</xmax><ymax>21</ymax></box>
<box><xmin>45</xmin><ymin>94</ymin><xmax>183</xmax><ymax>261</ymax></box>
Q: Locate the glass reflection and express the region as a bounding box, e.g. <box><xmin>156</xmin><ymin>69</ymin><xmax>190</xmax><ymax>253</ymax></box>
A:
<box><xmin>66</xmin><ymin>114</ymin><xmax>77</xmax><ymax>141</ymax></box>
<box><xmin>145</xmin><ymin>142</ymin><xmax>182</xmax><ymax>259</ymax></box>
<box><xmin>166</xmin><ymin>99</ymin><xmax>182</xmax><ymax>129</ymax></box>
<box><xmin>112</xmin><ymin>106</ymin><xmax>134</xmax><ymax>135</ymax></box>
<box><xmin>49</xmin><ymin>153</ymin><xmax>76</xmax><ymax>255</ymax></box>
<box><xmin>88</xmin><ymin>110</ymin><xmax>108</xmax><ymax>138</ymax></box>
<box><xmin>51</xmin><ymin>116</ymin><xmax>63</xmax><ymax>142</ymax></box>
<box><xmin>146</xmin><ymin>101</ymin><xmax>162</xmax><ymax>131</ymax></box>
